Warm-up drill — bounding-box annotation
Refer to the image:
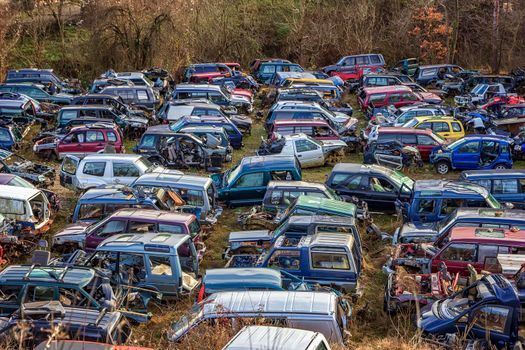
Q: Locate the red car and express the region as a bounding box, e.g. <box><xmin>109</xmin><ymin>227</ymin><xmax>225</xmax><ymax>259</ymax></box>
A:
<box><xmin>330</xmin><ymin>65</ymin><xmax>384</xmax><ymax>81</ymax></box>
<box><xmin>372</xmin><ymin>127</ymin><xmax>445</xmax><ymax>161</ymax></box>
<box><xmin>269</xmin><ymin>119</ymin><xmax>340</xmax><ymax>142</ymax></box>
<box><xmin>55</xmin><ymin>124</ymin><xmax>123</xmax><ymax>159</ymax></box>
<box><xmin>189</xmin><ymin>72</ymin><xmax>225</xmax><ymax>83</ymax></box>
<box><xmin>358</xmin><ymin>85</ymin><xmax>421</xmax><ymax>111</ymax></box>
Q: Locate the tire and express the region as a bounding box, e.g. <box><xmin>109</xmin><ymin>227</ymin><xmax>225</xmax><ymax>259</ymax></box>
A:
<box><xmin>436</xmin><ymin>161</ymin><xmax>450</xmax><ymax>175</ymax></box>
<box><xmin>494</xmin><ymin>163</ymin><xmax>508</xmax><ymax>170</ymax></box>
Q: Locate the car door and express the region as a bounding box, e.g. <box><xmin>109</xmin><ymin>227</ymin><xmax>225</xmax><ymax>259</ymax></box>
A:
<box><xmin>111</xmin><ymin>161</ymin><xmax>141</xmax><ymax>185</ymax></box>
<box><xmin>432</xmin><ymin>121</ymin><xmax>452</xmax><ymax>139</ymax></box>
<box><xmin>492</xmin><ymin>179</ymin><xmax>521</xmax><ymax>206</ymax></box>
<box><xmin>294</xmin><ymin>139</ymin><xmax>324</xmax><ymax>167</ymax></box>
<box><xmin>452</xmin><ymin>140</ymin><xmax>481</xmax><ymax>169</ymax></box>
<box><xmin>365</xmin><ymin>175</ymin><xmax>399</xmax><ymax>212</ymax></box>
<box><xmin>58</xmin><ymin>131</ymin><xmax>85</xmax><ymax>157</ymax></box>
<box><xmin>431</xmin><ymin>243</ymin><xmax>478</xmax><ymax>275</ymax></box>
<box><xmin>468</xmin><ymin>305</ymin><xmax>513</xmax><ymax>344</ymax></box>
<box><xmin>85</xmin><ymin>219</ymin><xmax>128</xmax><ymax>250</ymax></box>
<box><xmin>335</xmin><ymin>174</ymin><xmax>367</xmax><ymax>202</ymax></box>
<box><xmin>416</xmin><ymin>134</ymin><xmax>439</xmax><ymax>161</ymax></box>
<box><xmin>59</xmin><ymin>155</ymin><xmax>80</xmax><ymax>189</ymax></box>
<box><xmin>84</xmin><ymin>130</ymin><xmax>106</xmax><ymax>155</ymax></box>
<box><xmin>229</xmin><ymin>171</ymin><xmax>268</xmax><ymax>205</ymax></box>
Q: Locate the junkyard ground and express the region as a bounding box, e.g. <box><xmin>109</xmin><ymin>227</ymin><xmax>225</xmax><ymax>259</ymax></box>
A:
<box><xmin>15</xmin><ymin>94</ymin><xmax>518</xmax><ymax>349</ymax></box>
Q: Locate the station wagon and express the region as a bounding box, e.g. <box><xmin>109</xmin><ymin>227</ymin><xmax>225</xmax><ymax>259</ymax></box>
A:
<box><xmin>414</xmin><ymin>64</ymin><xmax>463</xmax><ymax>86</ymax></box>
<box><xmin>212</xmin><ymin>156</ymin><xmax>302</xmax><ymax>206</ymax></box>
<box><xmin>460</xmin><ymin>170</ymin><xmax>525</xmax><ymax>208</ymax></box>
<box><xmin>168</xmin><ymin>290</ymin><xmax>351</xmax><ymax>344</ymax></box>
<box><xmin>358</xmin><ymin>85</ymin><xmax>420</xmax><ymax>111</ymax></box>
<box><xmin>269</xmin><ymin>119</ymin><xmax>340</xmax><ymax>142</ymax></box>
<box><xmin>100</xmin><ymin>86</ymin><xmax>159</xmax><ymax>111</ymax></box>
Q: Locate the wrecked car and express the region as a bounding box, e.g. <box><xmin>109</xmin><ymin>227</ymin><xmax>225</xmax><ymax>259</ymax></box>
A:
<box><xmin>0</xmin><ymin>174</ymin><xmax>60</xmax><ymax>212</ymax></box>
<box><xmin>0</xmin><ymin>301</ymin><xmax>132</xmax><ymax>347</ymax></box>
<box><xmin>0</xmin><ymin>185</ymin><xmax>52</xmax><ymax>236</ymax></box>
<box><xmin>67</xmin><ymin>232</ymin><xmax>200</xmax><ymax>298</ymax></box>
<box><xmin>455</xmin><ymin>83</ymin><xmax>509</xmax><ymax>106</ymax></box>
<box><xmin>257</xmin><ymin>133</ymin><xmax>347</xmax><ymax>168</ymax></box>
<box><xmin>179</xmin><ymin>125</ymin><xmax>232</xmax><ymax>161</ymax></box>
<box><xmin>0</xmin><ymin>149</ymin><xmax>54</xmax><ymax>188</ymax></box>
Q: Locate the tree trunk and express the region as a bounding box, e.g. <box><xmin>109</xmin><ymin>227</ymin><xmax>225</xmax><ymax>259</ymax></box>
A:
<box><xmin>491</xmin><ymin>0</ymin><xmax>500</xmax><ymax>73</ymax></box>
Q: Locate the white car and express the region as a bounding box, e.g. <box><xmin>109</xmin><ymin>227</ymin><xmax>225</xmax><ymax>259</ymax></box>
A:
<box><xmin>59</xmin><ymin>154</ymin><xmax>182</xmax><ymax>191</ymax></box>
<box><xmin>259</xmin><ymin>133</ymin><xmax>347</xmax><ymax>168</ymax></box>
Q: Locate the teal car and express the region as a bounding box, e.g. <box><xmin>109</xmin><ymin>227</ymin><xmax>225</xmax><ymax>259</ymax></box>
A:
<box><xmin>274</xmin><ymin>195</ymin><xmax>357</xmax><ymax>224</ymax></box>
<box><xmin>211</xmin><ymin>156</ymin><xmax>302</xmax><ymax>207</ymax></box>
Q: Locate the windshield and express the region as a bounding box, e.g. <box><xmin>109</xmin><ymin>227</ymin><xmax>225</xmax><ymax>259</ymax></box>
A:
<box><xmin>403</xmin><ymin>119</ymin><xmax>418</xmax><ymax>128</ymax></box>
<box><xmin>437</xmin><ymin>279</ymin><xmax>494</xmax><ymax>320</ymax></box>
<box><xmin>219</xmin><ymin>85</ymin><xmax>232</xmax><ymax>100</ymax></box>
<box><xmin>170</xmin><ymin>304</ymin><xmax>204</xmax><ymax>341</ymax></box>
<box><xmin>445</xmin><ymin>138</ymin><xmax>465</xmax><ymax>150</ymax></box>
<box><xmin>486</xmin><ymin>193</ymin><xmax>502</xmax><ymax>209</ymax></box>
<box><xmin>226</xmin><ymin>163</ymin><xmax>242</xmax><ymax>185</ymax></box>
<box><xmin>7</xmin><ymin>176</ymin><xmax>34</xmax><ymax>188</ymax></box>
<box><xmin>270</xmin><ymin>220</ymin><xmax>287</xmax><ymax>240</ymax></box>
<box><xmin>388</xmin><ymin>170</ymin><xmax>414</xmax><ymax>193</ymax></box>
<box><xmin>436</xmin><ymin>210</ymin><xmax>458</xmax><ymax>233</ymax></box>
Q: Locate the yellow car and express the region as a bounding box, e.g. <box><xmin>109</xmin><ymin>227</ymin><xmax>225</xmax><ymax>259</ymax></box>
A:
<box><xmin>403</xmin><ymin>116</ymin><xmax>465</xmax><ymax>140</ymax></box>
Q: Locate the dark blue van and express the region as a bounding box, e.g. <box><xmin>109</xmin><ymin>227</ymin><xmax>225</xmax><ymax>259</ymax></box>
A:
<box><xmin>255</xmin><ymin>62</ymin><xmax>304</xmax><ymax>84</ymax></box>
<box><xmin>170</xmin><ymin>115</ymin><xmax>243</xmax><ymax>149</ymax></box>
<box><xmin>460</xmin><ymin>169</ymin><xmax>525</xmax><ymax>209</ymax></box>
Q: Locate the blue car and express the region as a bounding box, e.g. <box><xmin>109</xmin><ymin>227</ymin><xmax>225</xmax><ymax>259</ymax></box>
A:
<box><xmin>430</xmin><ymin>134</ymin><xmax>512</xmax><ymax>174</ymax></box>
<box><xmin>170</xmin><ymin>115</ymin><xmax>243</xmax><ymax>149</ymax></box>
<box><xmin>0</xmin><ymin>126</ymin><xmax>22</xmax><ymax>150</ymax></box>
<box><xmin>460</xmin><ymin>169</ymin><xmax>525</xmax><ymax>209</ymax></box>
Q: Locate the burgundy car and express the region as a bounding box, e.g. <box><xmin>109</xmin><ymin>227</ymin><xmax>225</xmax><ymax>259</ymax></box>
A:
<box><xmin>52</xmin><ymin>208</ymin><xmax>205</xmax><ymax>257</ymax></box>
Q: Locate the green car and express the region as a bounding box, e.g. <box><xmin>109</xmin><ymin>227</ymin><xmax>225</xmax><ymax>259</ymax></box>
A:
<box><xmin>274</xmin><ymin>195</ymin><xmax>357</xmax><ymax>224</ymax></box>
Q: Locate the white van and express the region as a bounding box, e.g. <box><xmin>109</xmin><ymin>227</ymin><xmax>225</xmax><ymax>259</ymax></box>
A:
<box><xmin>223</xmin><ymin>326</ymin><xmax>331</xmax><ymax>350</ymax></box>
<box><xmin>168</xmin><ymin>290</ymin><xmax>351</xmax><ymax>344</ymax></box>
<box><xmin>0</xmin><ymin>185</ymin><xmax>51</xmax><ymax>235</ymax></box>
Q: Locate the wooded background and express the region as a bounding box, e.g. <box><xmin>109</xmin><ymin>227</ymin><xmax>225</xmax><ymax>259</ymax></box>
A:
<box><xmin>2</xmin><ymin>0</ymin><xmax>524</xmax><ymax>79</ymax></box>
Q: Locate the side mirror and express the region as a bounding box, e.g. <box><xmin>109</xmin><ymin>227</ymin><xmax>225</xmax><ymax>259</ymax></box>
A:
<box><xmin>505</xmin><ymin>202</ymin><xmax>515</xmax><ymax>209</ymax></box>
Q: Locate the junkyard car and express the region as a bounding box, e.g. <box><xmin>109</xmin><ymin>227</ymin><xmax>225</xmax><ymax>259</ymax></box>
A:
<box><xmin>70</xmin><ymin>232</ymin><xmax>200</xmax><ymax>298</ymax></box>
<box><xmin>100</xmin><ymin>86</ymin><xmax>159</xmax><ymax>112</ymax></box>
<box><xmin>394</xmin><ymin>208</ymin><xmax>525</xmax><ymax>244</ymax></box>
<box><xmin>172</xmin><ymin>84</ymin><xmax>253</xmax><ymax>113</ymax></box>
<box><xmin>0</xmin><ymin>174</ymin><xmax>60</xmax><ymax>211</ymax></box>
<box><xmin>413</xmin><ymin>64</ymin><xmax>464</xmax><ymax>86</ymax></box>
<box><xmin>131</xmin><ymin>172</ymin><xmax>222</xmax><ymax>225</ymax></box>
<box><xmin>0</xmin><ymin>301</ymin><xmax>132</xmax><ymax>347</ymax></box>
<box><xmin>399</xmin><ymin>180</ymin><xmax>502</xmax><ymax>223</ymax></box>
<box><xmin>430</xmin><ymin>135</ymin><xmax>512</xmax><ymax>174</ymax></box>
<box><xmin>34</xmin><ymin>124</ymin><xmax>124</xmax><ymax>160</ymax></box>
<box><xmin>257</xmin><ymin>133</ymin><xmax>347</xmax><ymax>168</ymax></box>
<box><xmin>402</xmin><ymin>116</ymin><xmax>465</xmax><ymax>141</ymax></box>
<box><xmin>0</xmin><ymin>83</ymin><xmax>73</xmax><ymax>104</ymax></box>
<box><xmin>168</xmin><ymin>290</ymin><xmax>351</xmax><ymax>344</ymax></box>
<box><xmin>0</xmin><ymin>185</ymin><xmax>52</xmax><ymax>235</ymax></box>
<box><xmin>0</xmin><ymin>149</ymin><xmax>54</xmax><ymax>187</ymax></box>
<box><xmin>179</xmin><ymin>125</ymin><xmax>232</xmax><ymax>161</ymax></box>
<box><xmin>212</xmin><ymin>156</ymin><xmax>302</xmax><ymax>206</ymax></box>
<box><xmin>321</xmin><ymin>53</ymin><xmax>385</xmax><ymax>75</ymax></box>
<box><xmin>460</xmin><ymin>169</ymin><xmax>525</xmax><ymax>208</ymax></box>
<box><xmin>71</xmin><ymin>93</ymin><xmax>147</xmax><ymax>118</ymax></box>
<box><xmin>454</xmin><ymin>83</ymin><xmax>508</xmax><ymax>105</ymax></box>
<box><xmin>255</xmin><ymin>62</ymin><xmax>304</xmax><ymax>84</ymax></box>
<box><xmin>59</xmin><ymin>154</ymin><xmax>178</xmax><ymax>191</ymax></box>
<box><xmin>326</xmin><ymin>163</ymin><xmax>413</xmax><ymax>213</ymax></box>
<box><xmin>52</xmin><ymin>208</ymin><xmax>203</xmax><ymax>254</ymax></box>
<box><xmin>170</xmin><ymin>115</ymin><xmax>244</xmax><ymax>149</ymax></box>
<box><xmin>133</xmin><ymin>125</ymin><xmax>228</xmax><ymax>170</ymax></box>
<box><xmin>70</xmin><ymin>187</ymin><xmax>180</xmax><ymax>223</ymax></box>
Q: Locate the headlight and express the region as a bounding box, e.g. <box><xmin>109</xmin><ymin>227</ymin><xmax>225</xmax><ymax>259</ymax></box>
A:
<box><xmin>38</xmin><ymin>175</ymin><xmax>46</xmax><ymax>182</ymax></box>
<box><xmin>438</xmin><ymin>150</ymin><xmax>443</xmax><ymax>154</ymax></box>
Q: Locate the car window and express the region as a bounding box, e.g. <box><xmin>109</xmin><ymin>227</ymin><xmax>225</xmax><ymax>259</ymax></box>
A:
<box><xmin>149</xmin><ymin>255</ymin><xmax>172</xmax><ymax>276</ymax></box>
<box><xmin>421</xmin><ymin>68</ymin><xmax>437</xmax><ymax>77</ymax></box>
<box><xmin>440</xmin><ymin>198</ymin><xmax>464</xmax><ymax>216</ymax></box>
<box><xmin>355</xmin><ymin>56</ymin><xmax>369</xmax><ymax>65</ymax></box>
<box><xmin>370</xmin><ymin>55</ymin><xmax>381</xmax><ymax>64</ymax></box>
<box><xmin>26</xmin><ymin>286</ymin><xmax>54</xmax><ymax>302</ymax></box>
<box><xmin>96</xmin><ymin>220</ymin><xmax>127</xmax><ymax>237</ymax></box>
<box><xmin>295</xmin><ymin>139</ymin><xmax>319</xmax><ymax>152</ymax></box>
<box><xmin>345</xmin><ymin>175</ymin><xmax>364</xmax><ymax>190</ymax></box>
<box><xmin>177</xmin><ymin>189</ymin><xmax>205</xmax><ymax>206</ymax></box>
<box><xmin>158</xmin><ymin>223</ymin><xmax>184</xmax><ymax>234</ymax></box>
<box><xmin>58</xmin><ymin>288</ymin><xmax>93</xmax><ymax>308</ymax></box>
<box><xmin>267</xmin><ymin>250</ymin><xmax>300</xmax><ymax>270</ymax></box>
<box><xmin>343</xmin><ymin>57</ymin><xmax>356</xmax><ymax>66</ymax></box>
<box><xmin>417</xmin><ymin>135</ymin><xmax>437</xmax><ymax>145</ymax></box>
<box><xmin>472</xmin><ymin>306</ymin><xmax>509</xmax><ymax>333</ymax></box>
<box><xmin>388</xmin><ymin>94</ymin><xmax>401</xmax><ymax>103</ymax></box>
<box><xmin>79</xmin><ymin>203</ymin><xmax>105</xmax><ymax>221</ymax></box>
<box><xmin>107</xmin><ymin>131</ymin><xmax>117</xmax><ymax>142</ymax></box>
<box><xmin>369</xmin><ymin>93</ymin><xmax>386</xmax><ymax>103</ymax></box>
<box><xmin>83</xmin><ymin>162</ymin><xmax>106</xmax><ymax>176</ymax></box>
<box><xmin>401</xmin><ymin>134</ymin><xmax>417</xmax><ymax>144</ymax></box>
<box><xmin>458</xmin><ymin>141</ymin><xmax>479</xmax><ymax>153</ymax></box>
<box><xmin>261</xmin><ymin>65</ymin><xmax>276</xmax><ymax>74</ymax></box>
<box><xmin>209</xmin><ymin>92</ymin><xmax>227</xmax><ymax>103</ymax></box>
<box><xmin>61</xmin><ymin>110</ymin><xmax>78</xmax><ymax>122</ymax></box>
<box><xmin>440</xmin><ymin>243</ymin><xmax>477</xmax><ymax>262</ymax></box>
<box><xmin>137</xmin><ymin>90</ymin><xmax>149</xmax><ymax>101</ymax></box>
<box><xmin>79</xmin><ymin>109</ymin><xmax>98</xmax><ymax>118</ymax></box>
<box><xmin>369</xmin><ymin>177</ymin><xmax>394</xmax><ymax>192</ymax></box>
<box><xmin>270</xmin><ymin>170</ymin><xmax>292</xmax><ymax>181</ymax></box>
<box><xmin>378</xmin><ymin>133</ymin><xmax>398</xmax><ymax>143</ymax></box>
<box><xmin>113</xmin><ymin>162</ymin><xmax>140</xmax><ymax>177</ymax></box>
<box><xmin>493</xmin><ymin>179</ymin><xmax>518</xmax><ymax>194</ymax></box>
<box><xmin>86</xmin><ymin>131</ymin><xmax>105</xmax><ymax>142</ymax></box>
<box><xmin>402</xmin><ymin>92</ymin><xmax>419</xmax><ymax>101</ymax></box>
<box><xmin>478</xmin><ymin>245</ymin><xmax>499</xmax><ymax>264</ymax></box>
<box><xmin>129</xmin><ymin>221</ymin><xmax>155</xmax><ymax>234</ymax></box>
<box><xmin>140</xmin><ymin>135</ymin><xmax>156</xmax><ymax>147</ymax></box>
<box><xmin>417</xmin><ymin>199</ymin><xmax>436</xmax><ymax>215</ymax></box>
<box><xmin>330</xmin><ymin>173</ymin><xmax>349</xmax><ymax>186</ymax></box>
<box><xmin>0</xmin><ymin>285</ymin><xmax>23</xmax><ymax>305</ymax></box>
<box><xmin>120</xmin><ymin>253</ymin><xmax>146</xmax><ymax>281</ymax></box>
<box><xmin>433</xmin><ymin>122</ymin><xmax>450</xmax><ymax>132</ymax></box>
<box><xmin>452</xmin><ymin>122</ymin><xmax>462</xmax><ymax>132</ymax></box>
<box><xmin>417</xmin><ymin>122</ymin><xmax>432</xmax><ymax>129</ymax></box>
<box><xmin>311</xmin><ymin>251</ymin><xmax>350</xmax><ymax>270</ymax></box>
<box><xmin>234</xmin><ymin>172</ymin><xmax>264</xmax><ymax>188</ymax></box>
<box><xmin>474</xmin><ymin>179</ymin><xmax>492</xmax><ymax>190</ymax></box>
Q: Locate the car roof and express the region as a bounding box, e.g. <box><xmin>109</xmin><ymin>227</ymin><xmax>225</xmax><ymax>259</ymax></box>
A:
<box><xmin>203</xmin><ymin>268</ymin><xmax>282</xmax><ymax>291</ymax></box>
<box><xmin>363</xmin><ymin>85</ymin><xmax>411</xmax><ymax>94</ymax></box>
<box><xmin>413</xmin><ymin>180</ymin><xmax>489</xmax><ymax>197</ymax></box>
<box><xmin>60</xmin><ymin>105</ymin><xmax>113</xmax><ymax>110</ymax></box>
<box><xmin>179</xmin><ymin>125</ymin><xmax>226</xmax><ymax>133</ymax></box>
<box><xmin>80</xmin><ymin>154</ymin><xmax>144</xmax><ymax>162</ymax></box>
<box><xmin>134</xmin><ymin>173</ymin><xmax>211</xmax><ymax>187</ymax></box>
<box><xmin>73</xmin><ymin>94</ymin><xmax>118</xmax><ymax>100</ymax></box>
<box><xmin>0</xmin><ymin>184</ymin><xmax>41</xmax><ymax>200</ymax></box>
<box><xmin>108</xmin><ymin>208</ymin><xmax>194</xmax><ymax>223</ymax></box>
<box><xmin>412</xmin><ymin>116</ymin><xmax>457</xmax><ymax>122</ymax></box>
<box><xmin>98</xmin><ymin>232</ymin><xmax>190</xmax><ymax>251</ymax></box>
<box><xmin>203</xmin><ymin>290</ymin><xmax>336</xmax><ymax>317</ymax></box>
<box><xmin>273</xmin><ymin>119</ymin><xmax>329</xmax><ymax>127</ymax></box>
<box><xmin>239</xmin><ymin>155</ymin><xmax>298</xmax><ymax>171</ymax></box>
<box><xmin>225</xmin><ymin>326</ymin><xmax>320</xmax><ymax>350</ymax></box>
<box><xmin>462</xmin><ymin>169</ymin><xmax>525</xmax><ymax>179</ymax></box>
<box><xmin>268</xmin><ymin>180</ymin><xmax>326</xmax><ymax>190</ymax></box>
<box><xmin>419</xmin><ymin>64</ymin><xmax>459</xmax><ymax>69</ymax></box>
<box><xmin>332</xmin><ymin>163</ymin><xmax>403</xmax><ymax>176</ymax></box>
<box><xmin>293</xmin><ymin>196</ymin><xmax>356</xmax><ymax>215</ymax></box>
<box><xmin>461</xmin><ymin>134</ymin><xmax>510</xmax><ymax>141</ymax></box>
<box><xmin>0</xmin><ymin>265</ymin><xmax>95</xmax><ymax>287</ymax></box>
<box><xmin>0</xmin><ymin>173</ymin><xmax>16</xmax><ymax>184</ymax></box>
<box><xmin>449</xmin><ymin>227</ymin><xmax>525</xmax><ymax>244</ymax></box>
<box><xmin>378</xmin><ymin>126</ymin><xmax>433</xmax><ymax>135</ymax></box>
<box><xmin>454</xmin><ymin>208</ymin><xmax>525</xmax><ymax>221</ymax></box>
<box><xmin>175</xmin><ymin>84</ymin><xmax>222</xmax><ymax>91</ymax></box>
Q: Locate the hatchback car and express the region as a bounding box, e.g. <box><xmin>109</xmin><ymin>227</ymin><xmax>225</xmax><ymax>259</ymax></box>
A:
<box><xmin>402</xmin><ymin>116</ymin><xmax>465</xmax><ymax>140</ymax></box>
<box><xmin>430</xmin><ymin>135</ymin><xmax>512</xmax><ymax>174</ymax></box>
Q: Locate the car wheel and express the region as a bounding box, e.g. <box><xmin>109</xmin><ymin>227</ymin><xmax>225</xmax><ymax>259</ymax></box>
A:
<box><xmin>494</xmin><ymin>164</ymin><xmax>508</xmax><ymax>170</ymax></box>
<box><xmin>436</xmin><ymin>161</ymin><xmax>450</xmax><ymax>175</ymax></box>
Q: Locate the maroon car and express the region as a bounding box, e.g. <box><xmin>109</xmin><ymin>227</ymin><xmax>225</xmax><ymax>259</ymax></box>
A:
<box><xmin>52</xmin><ymin>208</ymin><xmax>205</xmax><ymax>257</ymax></box>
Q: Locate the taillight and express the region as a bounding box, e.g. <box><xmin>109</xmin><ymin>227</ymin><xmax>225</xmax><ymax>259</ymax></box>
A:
<box><xmin>197</xmin><ymin>283</ymin><xmax>205</xmax><ymax>303</ymax></box>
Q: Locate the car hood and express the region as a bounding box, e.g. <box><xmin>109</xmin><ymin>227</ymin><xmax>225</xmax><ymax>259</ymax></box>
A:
<box><xmin>229</xmin><ymin>230</ymin><xmax>271</xmax><ymax>242</ymax></box>
<box><xmin>321</xmin><ymin>139</ymin><xmax>348</xmax><ymax>153</ymax></box>
<box><xmin>396</xmin><ymin>222</ymin><xmax>438</xmax><ymax>244</ymax></box>
<box><xmin>53</xmin><ymin>222</ymin><xmax>91</xmax><ymax>241</ymax></box>
<box><xmin>321</xmin><ymin>64</ymin><xmax>340</xmax><ymax>73</ymax></box>
<box><xmin>229</xmin><ymin>114</ymin><xmax>253</xmax><ymax>126</ymax></box>
<box><xmin>417</xmin><ymin>92</ymin><xmax>443</xmax><ymax>104</ymax></box>
<box><xmin>55</xmin><ymin>92</ymin><xmax>74</xmax><ymax>99</ymax></box>
<box><xmin>231</xmin><ymin>94</ymin><xmax>251</xmax><ymax>105</ymax></box>
<box><xmin>122</xmin><ymin>114</ymin><xmax>149</xmax><ymax>125</ymax></box>
<box><xmin>211</xmin><ymin>172</ymin><xmax>225</xmax><ymax>189</ymax></box>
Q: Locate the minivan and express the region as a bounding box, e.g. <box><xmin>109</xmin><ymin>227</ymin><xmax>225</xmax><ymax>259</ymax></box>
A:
<box><xmin>255</xmin><ymin>62</ymin><xmax>304</xmax><ymax>84</ymax></box>
<box><xmin>100</xmin><ymin>86</ymin><xmax>159</xmax><ymax>111</ymax></box>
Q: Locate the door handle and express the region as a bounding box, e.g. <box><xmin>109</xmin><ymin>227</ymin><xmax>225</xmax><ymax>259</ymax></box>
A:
<box><xmin>297</xmin><ymin>154</ymin><xmax>302</xmax><ymax>157</ymax></box>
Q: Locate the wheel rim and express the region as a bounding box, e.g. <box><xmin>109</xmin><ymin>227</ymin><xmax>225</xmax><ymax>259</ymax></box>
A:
<box><xmin>438</xmin><ymin>163</ymin><xmax>448</xmax><ymax>174</ymax></box>
<box><xmin>495</xmin><ymin>164</ymin><xmax>506</xmax><ymax>169</ymax></box>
